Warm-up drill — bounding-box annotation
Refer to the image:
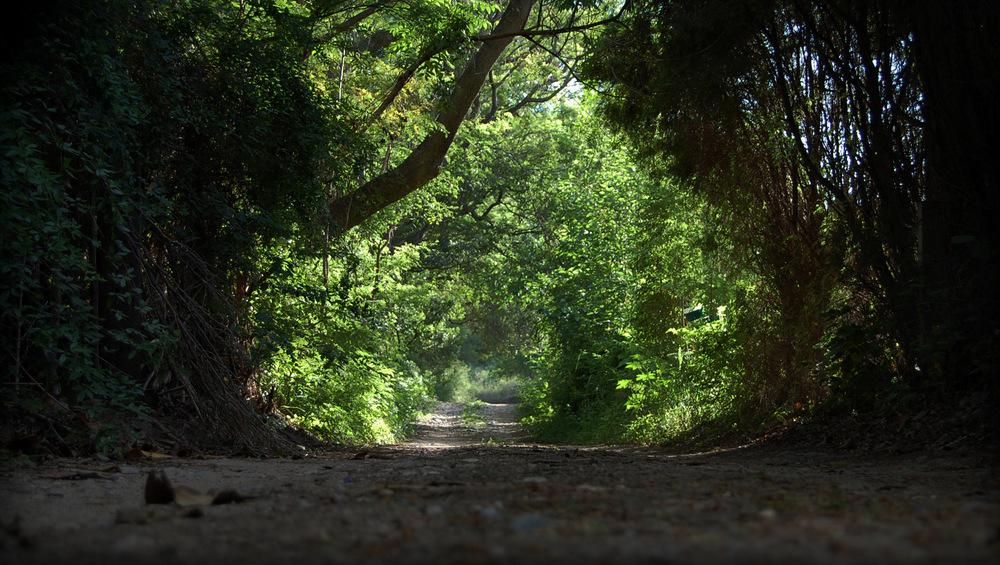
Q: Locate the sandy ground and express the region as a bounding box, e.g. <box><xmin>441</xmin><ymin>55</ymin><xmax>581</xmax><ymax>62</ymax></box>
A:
<box><xmin>1</xmin><ymin>402</ymin><xmax>998</xmax><ymax>564</ymax></box>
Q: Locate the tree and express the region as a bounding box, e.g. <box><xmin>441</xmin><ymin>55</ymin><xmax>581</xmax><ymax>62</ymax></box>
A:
<box><xmin>582</xmin><ymin>0</ymin><xmax>1000</xmax><ymax>411</ymax></box>
<box><xmin>908</xmin><ymin>1</ymin><xmax>1000</xmax><ymax>391</ymax></box>
<box><xmin>328</xmin><ymin>0</ymin><xmax>535</xmax><ymax>233</ymax></box>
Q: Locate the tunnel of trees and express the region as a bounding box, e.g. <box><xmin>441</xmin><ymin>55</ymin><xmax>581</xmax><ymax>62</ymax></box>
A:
<box><xmin>1</xmin><ymin>0</ymin><xmax>997</xmax><ymax>456</ymax></box>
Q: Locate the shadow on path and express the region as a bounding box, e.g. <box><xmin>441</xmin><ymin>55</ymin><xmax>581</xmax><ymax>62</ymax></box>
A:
<box><xmin>405</xmin><ymin>401</ymin><xmax>529</xmax><ymax>448</ymax></box>
<box><xmin>1</xmin><ymin>406</ymin><xmax>997</xmax><ymax>564</ymax></box>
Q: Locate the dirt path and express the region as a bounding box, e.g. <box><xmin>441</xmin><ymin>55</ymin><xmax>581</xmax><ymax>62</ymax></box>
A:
<box><xmin>1</xmin><ymin>402</ymin><xmax>997</xmax><ymax>564</ymax></box>
<box><xmin>406</xmin><ymin>402</ymin><xmax>529</xmax><ymax>448</ymax></box>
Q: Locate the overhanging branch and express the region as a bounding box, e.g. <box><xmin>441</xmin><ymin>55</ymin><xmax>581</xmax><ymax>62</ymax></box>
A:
<box><xmin>474</xmin><ymin>1</ymin><xmax>629</xmax><ymax>42</ymax></box>
<box><xmin>328</xmin><ymin>0</ymin><xmax>536</xmax><ymax>233</ymax></box>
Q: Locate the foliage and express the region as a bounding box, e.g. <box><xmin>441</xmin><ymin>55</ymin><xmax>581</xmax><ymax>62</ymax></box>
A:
<box><xmin>2</xmin><ymin>1</ymin><xmax>174</xmax><ymax>453</ymax></box>
<box><xmin>580</xmin><ymin>0</ymin><xmax>941</xmax><ymax>411</ymax></box>
<box><xmin>2</xmin><ymin>0</ymin><xmax>422</xmax><ymax>451</ymax></box>
<box><xmin>4</xmin><ymin>0</ymin><xmax>993</xmax><ymax>455</ymax></box>
<box><xmin>405</xmin><ymin>102</ymin><xmax>781</xmax><ymax>444</ymax></box>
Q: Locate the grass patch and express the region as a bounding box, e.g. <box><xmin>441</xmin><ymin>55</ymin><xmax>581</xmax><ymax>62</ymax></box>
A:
<box><xmin>460</xmin><ymin>399</ymin><xmax>487</xmax><ymax>427</ymax></box>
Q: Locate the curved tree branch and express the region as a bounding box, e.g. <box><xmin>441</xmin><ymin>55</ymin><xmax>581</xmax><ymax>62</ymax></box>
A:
<box><xmin>366</xmin><ymin>45</ymin><xmax>447</xmax><ymax>127</ymax></box>
<box><xmin>329</xmin><ymin>0</ymin><xmax>536</xmax><ymax>233</ymax></box>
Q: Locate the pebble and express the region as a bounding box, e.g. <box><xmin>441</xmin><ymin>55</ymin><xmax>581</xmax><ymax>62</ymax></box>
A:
<box><xmin>511</xmin><ymin>512</ymin><xmax>550</xmax><ymax>532</ymax></box>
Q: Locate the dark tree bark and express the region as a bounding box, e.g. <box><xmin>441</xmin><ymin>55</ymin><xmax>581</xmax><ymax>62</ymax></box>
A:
<box><xmin>910</xmin><ymin>1</ymin><xmax>1000</xmax><ymax>388</ymax></box>
<box><xmin>329</xmin><ymin>0</ymin><xmax>535</xmax><ymax>233</ymax></box>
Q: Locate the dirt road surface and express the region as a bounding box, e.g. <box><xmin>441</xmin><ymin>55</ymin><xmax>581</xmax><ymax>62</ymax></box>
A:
<box><xmin>2</xmin><ymin>402</ymin><xmax>997</xmax><ymax>564</ymax></box>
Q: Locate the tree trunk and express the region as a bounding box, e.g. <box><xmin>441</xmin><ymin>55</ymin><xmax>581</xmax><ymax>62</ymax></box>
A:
<box><xmin>910</xmin><ymin>1</ymin><xmax>1000</xmax><ymax>389</ymax></box>
<box><xmin>329</xmin><ymin>0</ymin><xmax>535</xmax><ymax>233</ymax></box>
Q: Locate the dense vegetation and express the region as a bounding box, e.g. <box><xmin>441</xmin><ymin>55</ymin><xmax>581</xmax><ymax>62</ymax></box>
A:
<box><xmin>2</xmin><ymin>0</ymin><xmax>996</xmax><ymax>455</ymax></box>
